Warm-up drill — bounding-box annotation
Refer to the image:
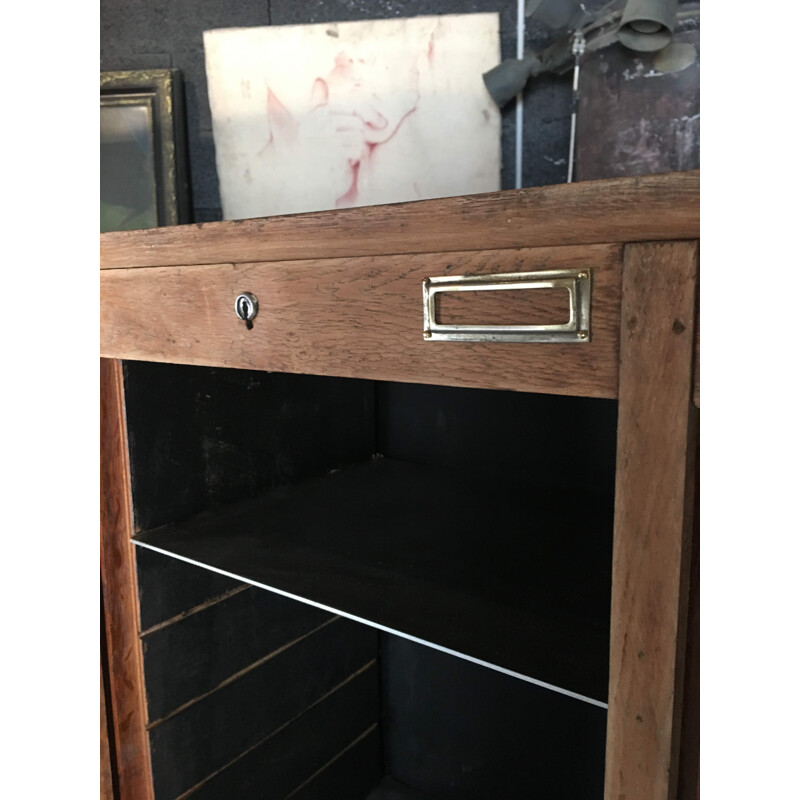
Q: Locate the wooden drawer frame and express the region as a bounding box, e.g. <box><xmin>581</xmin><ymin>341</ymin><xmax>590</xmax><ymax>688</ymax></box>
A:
<box><xmin>101</xmin><ymin>244</ymin><xmax>622</xmax><ymax>398</ymax></box>
<box><xmin>100</xmin><ymin>170</ymin><xmax>699</xmax><ymax>800</ymax></box>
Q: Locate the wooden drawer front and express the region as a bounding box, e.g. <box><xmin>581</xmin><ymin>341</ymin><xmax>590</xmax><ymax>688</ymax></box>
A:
<box><xmin>101</xmin><ymin>244</ymin><xmax>622</xmax><ymax>397</ymax></box>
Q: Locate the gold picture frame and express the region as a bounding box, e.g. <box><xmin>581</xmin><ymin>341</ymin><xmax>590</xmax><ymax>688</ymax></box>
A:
<box><xmin>100</xmin><ymin>69</ymin><xmax>189</xmax><ymax>232</ymax></box>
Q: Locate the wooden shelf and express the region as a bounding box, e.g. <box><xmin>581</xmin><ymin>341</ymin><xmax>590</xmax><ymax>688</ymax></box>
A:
<box><xmin>134</xmin><ymin>456</ymin><xmax>613</xmax><ymax>706</ymax></box>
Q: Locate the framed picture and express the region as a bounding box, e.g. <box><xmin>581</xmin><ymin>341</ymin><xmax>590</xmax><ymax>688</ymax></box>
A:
<box><xmin>100</xmin><ymin>69</ymin><xmax>190</xmax><ymax>232</ymax></box>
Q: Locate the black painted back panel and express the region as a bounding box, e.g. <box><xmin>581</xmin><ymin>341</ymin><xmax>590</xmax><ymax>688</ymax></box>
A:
<box><xmin>288</xmin><ymin>728</ymin><xmax>384</xmax><ymax>800</ymax></box>
<box><xmin>148</xmin><ymin>618</ymin><xmax>377</xmax><ymax>798</ymax></box>
<box><xmin>123</xmin><ymin>361</ymin><xmax>376</xmax><ymax>531</ymax></box>
<box><xmin>376</xmin><ymin>380</ymin><xmax>618</xmax><ymax>497</ymax></box>
<box><xmin>188</xmin><ymin>664</ymin><xmax>381</xmax><ymax>800</ymax></box>
<box><xmin>381</xmin><ymin>636</ymin><xmax>607</xmax><ymax>800</ymax></box>
<box><xmin>377</xmin><ymin>384</ymin><xmax>614</xmax><ymax>798</ymax></box>
<box><xmin>141</xmin><ymin>587</ymin><xmax>332</xmax><ymax>722</ymax></box>
<box><xmin>136</xmin><ymin>545</ymin><xmax>243</xmax><ymax>632</ymax></box>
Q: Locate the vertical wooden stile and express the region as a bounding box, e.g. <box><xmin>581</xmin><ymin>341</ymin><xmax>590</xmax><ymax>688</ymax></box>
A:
<box><xmin>677</xmin><ymin>446</ymin><xmax>700</xmax><ymax>800</ymax></box>
<box><xmin>100</xmin><ymin>358</ymin><xmax>154</xmax><ymax>800</ymax></box>
<box><xmin>604</xmin><ymin>241</ymin><xmax>699</xmax><ymax>800</ymax></box>
<box><xmin>101</xmin><ymin>667</ymin><xmax>115</xmax><ymax>800</ymax></box>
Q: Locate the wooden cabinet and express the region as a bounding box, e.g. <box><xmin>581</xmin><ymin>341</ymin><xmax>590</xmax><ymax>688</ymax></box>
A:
<box><xmin>100</xmin><ymin>171</ymin><xmax>699</xmax><ymax>800</ymax></box>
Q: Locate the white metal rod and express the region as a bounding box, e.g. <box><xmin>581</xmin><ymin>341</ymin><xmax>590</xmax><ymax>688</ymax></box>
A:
<box><xmin>515</xmin><ymin>0</ymin><xmax>525</xmax><ymax>189</ymax></box>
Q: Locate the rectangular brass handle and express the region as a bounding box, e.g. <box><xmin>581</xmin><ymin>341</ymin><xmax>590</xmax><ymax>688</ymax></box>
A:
<box><xmin>422</xmin><ymin>269</ymin><xmax>592</xmax><ymax>343</ymax></box>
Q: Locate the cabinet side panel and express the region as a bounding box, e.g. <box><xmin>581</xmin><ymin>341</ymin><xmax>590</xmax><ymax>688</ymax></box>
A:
<box><xmin>100</xmin><ymin>649</ymin><xmax>116</xmax><ymax>800</ymax></box>
<box><xmin>677</xmin><ymin>443</ymin><xmax>700</xmax><ymax>800</ymax></box>
<box><xmin>604</xmin><ymin>241</ymin><xmax>699</xmax><ymax>800</ymax></box>
<box><xmin>100</xmin><ymin>357</ymin><xmax>154</xmax><ymax>800</ymax></box>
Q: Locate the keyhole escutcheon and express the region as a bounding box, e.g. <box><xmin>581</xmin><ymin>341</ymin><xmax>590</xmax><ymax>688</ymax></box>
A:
<box><xmin>234</xmin><ymin>292</ymin><xmax>259</xmax><ymax>330</ymax></box>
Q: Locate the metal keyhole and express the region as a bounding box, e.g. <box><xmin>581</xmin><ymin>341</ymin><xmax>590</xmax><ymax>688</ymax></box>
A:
<box><xmin>235</xmin><ymin>292</ymin><xmax>258</xmax><ymax>330</ymax></box>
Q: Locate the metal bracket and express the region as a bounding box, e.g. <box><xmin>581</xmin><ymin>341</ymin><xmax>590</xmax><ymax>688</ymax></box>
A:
<box><xmin>422</xmin><ymin>269</ymin><xmax>592</xmax><ymax>343</ymax></box>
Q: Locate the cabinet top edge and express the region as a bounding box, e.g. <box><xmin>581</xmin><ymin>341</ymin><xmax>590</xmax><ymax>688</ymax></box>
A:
<box><xmin>100</xmin><ymin>170</ymin><xmax>699</xmax><ymax>270</ymax></box>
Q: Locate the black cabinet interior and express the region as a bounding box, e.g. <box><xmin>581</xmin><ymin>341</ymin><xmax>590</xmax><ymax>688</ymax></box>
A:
<box><xmin>124</xmin><ymin>361</ymin><xmax>616</xmax><ymax>799</ymax></box>
<box><xmin>138</xmin><ymin>456</ymin><xmax>612</xmax><ymax>701</ymax></box>
<box><xmin>381</xmin><ymin>636</ymin><xmax>607</xmax><ymax>800</ymax></box>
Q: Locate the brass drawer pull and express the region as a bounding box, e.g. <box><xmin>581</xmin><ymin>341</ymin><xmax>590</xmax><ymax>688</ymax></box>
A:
<box><xmin>422</xmin><ymin>269</ymin><xmax>592</xmax><ymax>343</ymax></box>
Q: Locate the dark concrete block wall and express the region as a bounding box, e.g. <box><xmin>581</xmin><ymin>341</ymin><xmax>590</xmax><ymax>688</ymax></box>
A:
<box><xmin>100</xmin><ymin>0</ymin><xmax>581</xmax><ymax>222</ymax></box>
<box><xmin>576</xmin><ymin>4</ymin><xmax>700</xmax><ymax>181</ymax></box>
<box><xmin>102</xmin><ymin>0</ymin><xmax>266</xmax><ymax>221</ymax></box>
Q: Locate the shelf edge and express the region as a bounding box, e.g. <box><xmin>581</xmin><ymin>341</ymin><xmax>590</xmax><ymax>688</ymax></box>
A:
<box><xmin>132</xmin><ymin>538</ymin><xmax>609</xmax><ymax>710</ymax></box>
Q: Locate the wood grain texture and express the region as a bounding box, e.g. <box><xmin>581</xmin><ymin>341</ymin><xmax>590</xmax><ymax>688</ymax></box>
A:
<box><xmin>677</xmin><ymin>442</ymin><xmax>700</xmax><ymax>800</ymax></box>
<box><xmin>101</xmin><ymin>589</ymin><xmax>119</xmax><ymax>800</ymax></box>
<box><xmin>693</xmin><ymin>308</ymin><xmax>700</xmax><ymax>407</ymax></box>
<box><xmin>604</xmin><ymin>242</ymin><xmax>699</xmax><ymax>800</ymax></box>
<box><xmin>101</xmin><ymin>244</ymin><xmax>622</xmax><ymax>398</ymax></box>
<box><xmin>101</xmin><ymin>668</ymin><xmax>115</xmax><ymax>800</ymax></box>
<box><xmin>436</xmin><ymin>285</ymin><xmax>571</xmax><ymax>326</ymax></box>
<box><xmin>100</xmin><ymin>358</ymin><xmax>154</xmax><ymax>800</ymax></box>
<box><xmin>99</xmin><ymin>171</ymin><xmax>699</xmax><ymax>269</ymax></box>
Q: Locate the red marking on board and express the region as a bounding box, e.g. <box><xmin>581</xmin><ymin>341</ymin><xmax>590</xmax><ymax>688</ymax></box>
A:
<box><xmin>369</xmin><ymin>105</ymin><xmax>418</xmax><ymax>146</ymax></box>
<box><xmin>363</xmin><ymin>111</ymin><xmax>388</xmax><ymax>131</ymax></box>
<box><xmin>336</xmin><ymin>103</ymin><xmax>418</xmax><ymax>207</ymax></box>
<box><xmin>331</xmin><ymin>51</ymin><xmax>354</xmax><ymax>80</ymax></box>
<box><xmin>322</xmin><ymin>48</ymin><xmax>422</xmax><ymax>208</ymax></box>
<box><xmin>310</xmin><ymin>77</ymin><xmax>329</xmax><ymax>110</ymax></box>
<box><xmin>336</xmin><ymin>159</ymin><xmax>361</xmax><ymax>207</ymax></box>
<box><xmin>266</xmin><ymin>87</ymin><xmax>297</xmax><ymax>143</ymax></box>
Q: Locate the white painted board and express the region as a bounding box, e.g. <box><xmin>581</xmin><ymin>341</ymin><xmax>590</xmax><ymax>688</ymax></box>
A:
<box><xmin>204</xmin><ymin>14</ymin><xmax>501</xmax><ymax>219</ymax></box>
